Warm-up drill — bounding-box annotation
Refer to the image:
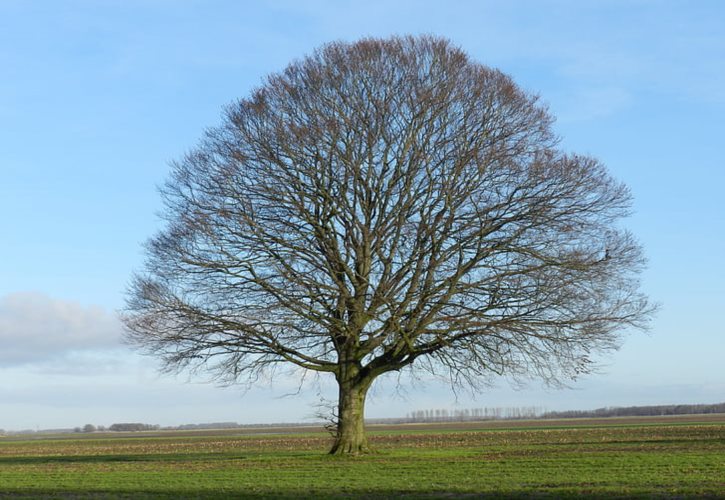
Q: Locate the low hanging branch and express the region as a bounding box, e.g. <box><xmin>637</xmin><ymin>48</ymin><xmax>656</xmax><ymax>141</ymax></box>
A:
<box><xmin>123</xmin><ymin>35</ymin><xmax>654</xmax><ymax>455</ymax></box>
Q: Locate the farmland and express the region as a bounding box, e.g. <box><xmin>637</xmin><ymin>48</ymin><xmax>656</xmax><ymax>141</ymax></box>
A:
<box><xmin>1</xmin><ymin>415</ymin><xmax>723</xmax><ymax>498</ymax></box>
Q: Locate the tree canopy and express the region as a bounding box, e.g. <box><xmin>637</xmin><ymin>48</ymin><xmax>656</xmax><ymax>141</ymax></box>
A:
<box><xmin>124</xmin><ymin>35</ymin><xmax>653</xmax><ymax>454</ymax></box>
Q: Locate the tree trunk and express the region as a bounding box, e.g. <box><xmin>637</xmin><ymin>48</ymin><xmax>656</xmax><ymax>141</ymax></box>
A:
<box><xmin>329</xmin><ymin>372</ymin><xmax>371</xmax><ymax>455</ymax></box>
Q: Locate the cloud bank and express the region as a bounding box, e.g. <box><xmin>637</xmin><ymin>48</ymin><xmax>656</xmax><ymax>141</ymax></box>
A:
<box><xmin>0</xmin><ymin>292</ymin><xmax>123</xmax><ymax>366</ymax></box>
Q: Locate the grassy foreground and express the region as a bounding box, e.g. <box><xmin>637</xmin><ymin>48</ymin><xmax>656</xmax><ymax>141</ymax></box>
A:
<box><xmin>0</xmin><ymin>417</ymin><xmax>723</xmax><ymax>498</ymax></box>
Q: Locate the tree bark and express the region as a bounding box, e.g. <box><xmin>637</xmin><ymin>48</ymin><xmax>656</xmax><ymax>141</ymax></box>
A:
<box><xmin>329</xmin><ymin>369</ymin><xmax>372</xmax><ymax>455</ymax></box>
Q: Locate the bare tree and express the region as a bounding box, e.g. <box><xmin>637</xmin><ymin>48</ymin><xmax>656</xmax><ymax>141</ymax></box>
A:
<box><xmin>123</xmin><ymin>35</ymin><xmax>654</xmax><ymax>454</ymax></box>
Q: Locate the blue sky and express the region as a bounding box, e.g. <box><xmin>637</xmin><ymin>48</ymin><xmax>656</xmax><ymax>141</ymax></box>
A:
<box><xmin>1</xmin><ymin>0</ymin><xmax>723</xmax><ymax>431</ymax></box>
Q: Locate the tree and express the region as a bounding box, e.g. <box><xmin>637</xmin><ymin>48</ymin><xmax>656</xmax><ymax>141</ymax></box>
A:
<box><xmin>123</xmin><ymin>35</ymin><xmax>653</xmax><ymax>454</ymax></box>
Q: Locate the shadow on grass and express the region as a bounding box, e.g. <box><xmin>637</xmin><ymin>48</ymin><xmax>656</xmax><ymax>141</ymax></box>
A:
<box><xmin>0</xmin><ymin>453</ymin><xmax>250</xmax><ymax>465</ymax></box>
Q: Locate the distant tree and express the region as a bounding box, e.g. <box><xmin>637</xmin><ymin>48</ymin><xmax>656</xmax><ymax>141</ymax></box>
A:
<box><xmin>124</xmin><ymin>35</ymin><xmax>654</xmax><ymax>454</ymax></box>
<box><xmin>82</xmin><ymin>424</ymin><xmax>96</xmax><ymax>433</ymax></box>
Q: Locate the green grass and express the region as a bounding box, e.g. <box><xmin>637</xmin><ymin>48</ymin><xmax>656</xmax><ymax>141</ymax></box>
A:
<box><xmin>0</xmin><ymin>421</ymin><xmax>723</xmax><ymax>498</ymax></box>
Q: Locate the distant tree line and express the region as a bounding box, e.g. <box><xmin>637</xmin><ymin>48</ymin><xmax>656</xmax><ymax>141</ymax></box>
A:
<box><xmin>403</xmin><ymin>406</ymin><xmax>545</xmax><ymax>423</ymax></box>
<box><xmin>394</xmin><ymin>402</ymin><xmax>725</xmax><ymax>423</ymax></box>
<box><xmin>73</xmin><ymin>423</ymin><xmax>161</xmax><ymax>432</ymax></box>
<box><xmin>73</xmin><ymin>424</ymin><xmax>103</xmax><ymax>433</ymax></box>
<box><xmin>541</xmin><ymin>402</ymin><xmax>725</xmax><ymax>419</ymax></box>
<box><xmin>175</xmin><ymin>422</ymin><xmax>240</xmax><ymax>430</ymax></box>
<box><xmin>67</xmin><ymin>421</ymin><xmax>324</xmax><ymax>434</ymax></box>
<box><xmin>108</xmin><ymin>423</ymin><xmax>160</xmax><ymax>432</ymax></box>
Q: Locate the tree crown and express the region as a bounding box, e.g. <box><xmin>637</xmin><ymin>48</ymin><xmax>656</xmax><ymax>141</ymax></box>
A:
<box><xmin>124</xmin><ymin>35</ymin><xmax>652</xmax><ymax>393</ymax></box>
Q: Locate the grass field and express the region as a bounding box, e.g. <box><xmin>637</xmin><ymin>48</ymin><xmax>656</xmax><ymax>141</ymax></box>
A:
<box><xmin>1</xmin><ymin>415</ymin><xmax>723</xmax><ymax>498</ymax></box>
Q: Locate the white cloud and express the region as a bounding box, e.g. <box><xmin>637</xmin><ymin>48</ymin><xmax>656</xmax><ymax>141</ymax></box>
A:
<box><xmin>0</xmin><ymin>292</ymin><xmax>124</xmax><ymax>366</ymax></box>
